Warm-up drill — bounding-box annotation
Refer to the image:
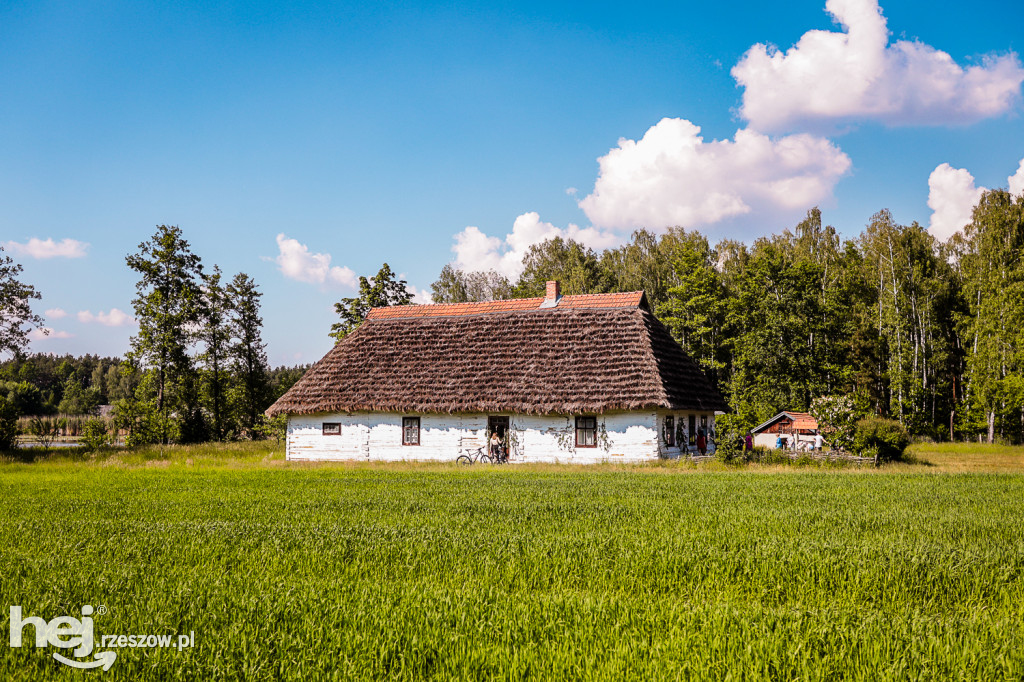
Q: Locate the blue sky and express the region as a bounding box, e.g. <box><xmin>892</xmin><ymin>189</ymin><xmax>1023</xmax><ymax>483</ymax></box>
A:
<box><xmin>3</xmin><ymin>0</ymin><xmax>1023</xmax><ymax>365</ymax></box>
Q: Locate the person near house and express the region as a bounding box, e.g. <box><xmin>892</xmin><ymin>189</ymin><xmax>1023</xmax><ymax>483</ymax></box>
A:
<box><xmin>696</xmin><ymin>429</ymin><xmax>707</xmax><ymax>456</ymax></box>
<box><xmin>744</xmin><ymin>432</ymin><xmax>753</xmax><ymax>452</ymax></box>
<box><xmin>814</xmin><ymin>432</ymin><xmax>825</xmax><ymax>451</ymax></box>
<box><xmin>775</xmin><ymin>434</ymin><xmax>783</xmax><ymax>449</ymax></box>
<box><xmin>489</xmin><ymin>431</ymin><xmax>503</xmax><ymax>461</ymax></box>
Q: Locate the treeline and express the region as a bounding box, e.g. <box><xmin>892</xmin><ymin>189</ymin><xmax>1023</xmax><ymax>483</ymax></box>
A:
<box><xmin>0</xmin><ymin>355</ymin><xmax>126</xmax><ymax>415</ymax></box>
<box><xmin>430</xmin><ymin>190</ymin><xmax>1024</xmax><ymax>443</ymax></box>
<box><xmin>0</xmin><ymin>353</ymin><xmax>308</xmax><ymax>423</ymax></box>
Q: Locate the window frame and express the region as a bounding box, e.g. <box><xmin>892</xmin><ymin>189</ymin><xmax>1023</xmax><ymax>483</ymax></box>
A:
<box><xmin>322</xmin><ymin>422</ymin><xmax>341</xmax><ymax>436</ymax></box>
<box><xmin>664</xmin><ymin>415</ymin><xmax>675</xmax><ymax>447</ymax></box>
<box><xmin>575</xmin><ymin>416</ymin><xmax>597</xmax><ymax>448</ymax></box>
<box><xmin>402</xmin><ymin>417</ymin><xmax>421</xmax><ymax>446</ymax></box>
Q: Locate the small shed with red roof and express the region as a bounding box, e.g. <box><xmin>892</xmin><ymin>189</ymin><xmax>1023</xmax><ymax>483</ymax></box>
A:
<box><xmin>751</xmin><ymin>411</ymin><xmax>819</xmax><ymax>449</ymax></box>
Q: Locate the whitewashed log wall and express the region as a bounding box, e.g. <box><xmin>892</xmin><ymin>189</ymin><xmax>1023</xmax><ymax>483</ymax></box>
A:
<box><xmin>286</xmin><ymin>410</ymin><xmax>717</xmax><ymax>463</ymax></box>
<box><xmin>656</xmin><ymin>409</ymin><xmax>718</xmax><ymax>459</ymax></box>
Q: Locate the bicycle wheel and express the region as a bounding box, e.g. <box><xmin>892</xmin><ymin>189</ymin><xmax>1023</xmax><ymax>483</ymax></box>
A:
<box><xmin>456</xmin><ymin>455</ymin><xmax>472</xmax><ymax>465</ymax></box>
<box><xmin>479</xmin><ymin>454</ymin><xmax>492</xmax><ymax>464</ymax></box>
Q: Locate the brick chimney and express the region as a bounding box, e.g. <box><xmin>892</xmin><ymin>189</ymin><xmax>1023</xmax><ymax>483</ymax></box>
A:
<box><xmin>541</xmin><ymin>280</ymin><xmax>561</xmax><ymax>308</ymax></box>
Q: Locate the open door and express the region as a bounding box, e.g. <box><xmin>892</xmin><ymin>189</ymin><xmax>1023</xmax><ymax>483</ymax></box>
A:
<box><xmin>488</xmin><ymin>416</ymin><xmax>510</xmax><ymax>461</ymax></box>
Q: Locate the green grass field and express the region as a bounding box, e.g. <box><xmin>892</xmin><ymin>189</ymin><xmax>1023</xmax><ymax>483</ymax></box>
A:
<box><xmin>2</xmin><ymin>443</ymin><xmax>1023</xmax><ymax>680</ymax></box>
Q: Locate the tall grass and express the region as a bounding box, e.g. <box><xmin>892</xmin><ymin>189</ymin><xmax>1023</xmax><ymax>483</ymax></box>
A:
<box><xmin>1</xmin><ymin>458</ymin><xmax>1022</xmax><ymax>679</ymax></box>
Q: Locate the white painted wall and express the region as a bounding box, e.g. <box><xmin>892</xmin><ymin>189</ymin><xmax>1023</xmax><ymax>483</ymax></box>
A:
<box><xmin>655</xmin><ymin>409</ymin><xmax>717</xmax><ymax>458</ymax></box>
<box><xmin>754</xmin><ymin>432</ymin><xmax>814</xmax><ymax>450</ymax></box>
<box><xmin>286</xmin><ymin>410</ymin><xmax>717</xmax><ymax>464</ymax></box>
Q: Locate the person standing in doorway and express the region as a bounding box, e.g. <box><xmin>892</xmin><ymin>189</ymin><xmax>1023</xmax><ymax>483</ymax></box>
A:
<box><xmin>696</xmin><ymin>429</ymin><xmax>707</xmax><ymax>456</ymax></box>
<box><xmin>490</xmin><ymin>431</ymin><xmax>502</xmax><ymax>461</ymax></box>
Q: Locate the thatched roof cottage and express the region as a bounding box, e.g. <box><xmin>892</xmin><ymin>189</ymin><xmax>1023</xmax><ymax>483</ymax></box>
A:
<box><xmin>267</xmin><ymin>281</ymin><xmax>727</xmax><ymax>463</ymax></box>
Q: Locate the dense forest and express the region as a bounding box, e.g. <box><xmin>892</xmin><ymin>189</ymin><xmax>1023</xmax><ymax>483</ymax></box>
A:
<box><xmin>0</xmin><ymin>354</ymin><xmax>307</xmax><ymax>424</ymax></box>
<box><xmin>429</xmin><ymin>190</ymin><xmax>1024</xmax><ymax>444</ymax></box>
<box><xmin>1</xmin><ymin>188</ymin><xmax>1022</xmax><ymax>445</ymax></box>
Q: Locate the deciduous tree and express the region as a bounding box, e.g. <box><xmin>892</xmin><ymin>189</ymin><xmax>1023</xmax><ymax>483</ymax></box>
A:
<box><xmin>330</xmin><ymin>263</ymin><xmax>412</xmax><ymax>342</ymax></box>
<box><xmin>0</xmin><ymin>245</ymin><xmax>45</xmax><ymax>357</ymax></box>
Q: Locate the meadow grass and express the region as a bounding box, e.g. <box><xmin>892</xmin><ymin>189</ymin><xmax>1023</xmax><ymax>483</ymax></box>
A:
<box><xmin>1</xmin><ymin>444</ymin><xmax>1023</xmax><ymax>680</ymax></box>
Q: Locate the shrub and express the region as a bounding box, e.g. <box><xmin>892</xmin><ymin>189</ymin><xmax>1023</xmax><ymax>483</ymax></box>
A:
<box><xmin>0</xmin><ymin>395</ymin><xmax>18</xmax><ymax>451</ymax></box>
<box><xmin>80</xmin><ymin>418</ymin><xmax>110</xmax><ymax>452</ymax></box>
<box><xmin>254</xmin><ymin>414</ymin><xmax>288</xmax><ymax>443</ymax></box>
<box><xmin>742</xmin><ymin>445</ymin><xmax>770</xmax><ymax>463</ymax></box>
<box><xmin>712</xmin><ymin>414</ymin><xmax>750</xmax><ymax>463</ymax></box>
<box><xmin>810</xmin><ymin>395</ymin><xmax>858</xmax><ymax>451</ymax></box>
<box><xmin>28</xmin><ymin>415</ymin><xmax>65</xmax><ymax>449</ymax></box>
<box><xmin>854</xmin><ymin>418</ymin><xmax>910</xmax><ymax>463</ymax></box>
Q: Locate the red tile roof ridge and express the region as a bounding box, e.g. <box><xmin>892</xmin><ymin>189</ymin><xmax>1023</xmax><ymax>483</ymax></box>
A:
<box><xmin>365</xmin><ymin>291</ymin><xmax>646</xmax><ymax>320</ymax></box>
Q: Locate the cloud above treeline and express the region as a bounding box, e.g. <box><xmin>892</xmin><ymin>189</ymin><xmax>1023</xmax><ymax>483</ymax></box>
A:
<box><xmin>441</xmin><ymin>0</ymin><xmax>1024</xmax><ymax>280</ymax></box>
<box><xmin>274</xmin><ymin>234</ymin><xmax>357</xmax><ymax>289</ymax></box>
<box><xmin>77</xmin><ymin>308</ymin><xmax>136</xmax><ymax>327</ymax></box>
<box><xmin>732</xmin><ymin>0</ymin><xmax>1024</xmax><ymax>133</ymax></box>
<box><xmin>29</xmin><ymin>328</ymin><xmax>73</xmax><ymax>340</ymax></box>
<box><xmin>2</xmin><ymin>238</ymin><xmax>89</xmax><ymax>259</ymax></box>
<box><xmin>452</xmin><ymin>213</ymin><xmax>620</xmax><ymax>280</ymax></box>
<box><xmin>927</xmin><ymin>157</ymin><xmax>1024</xmax><ymax>241</ymax></box>
<box><xmin>577</xmin><ymin>119</ymin><xmax>851</xmax><ymax>233</ymax></box>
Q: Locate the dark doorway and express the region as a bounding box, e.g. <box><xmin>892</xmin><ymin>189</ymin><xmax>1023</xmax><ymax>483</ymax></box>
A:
<box><xmin>488</xmin><ymin>416</ymin><xmax>510</xmax><ymax>460</ymax></box>
<box><xmin>488</xmin><ymin>416</ymin><xmax>509</xmax><ymax>439</ymax></box>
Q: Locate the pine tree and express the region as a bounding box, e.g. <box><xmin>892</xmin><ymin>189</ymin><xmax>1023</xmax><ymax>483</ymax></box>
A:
<box><xmin>198</xmin><ymin>266</ymin><xmax>233</xmax><ymax>440</ymax></box>
<box><xmin>125</xmin><ymin>225</ymin><xmax>205</xmax><ymax>443</ymax></box>
<box><xmin>227</xmin><ymin>273</ymin><xmax>271</xmax><ymax>436</ymax></box>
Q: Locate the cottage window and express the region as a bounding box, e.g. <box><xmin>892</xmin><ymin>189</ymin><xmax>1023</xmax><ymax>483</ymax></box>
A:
<box><xmin>575</xmin><ymin>416</ymin><xmax>597</xmax><ymax>448</ymax></box>
<box><xmin>403</xmin><ymin>417</ymin><xmax>420</xmax><ymax>446</ymax></box>
<box><xmin>322</xmin><ymin>422</ymin><xmax>341</xmax><ymax>436</ymax></box>
<box><xmin>688</xmin><ymin>415</ymin><xmax>696</xmax><ymax>444</ymax></box>
<box><xmin>664</xmin><ymin>416</ymin><xmax>675</xmax><ymax>446</ymax></box>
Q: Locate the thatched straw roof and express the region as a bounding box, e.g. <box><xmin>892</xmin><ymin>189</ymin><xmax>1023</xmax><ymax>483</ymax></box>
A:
<box><xmin>267</xmin><ymin>291</ymin><xmax>727</xmax><ymax>417</ymax></box>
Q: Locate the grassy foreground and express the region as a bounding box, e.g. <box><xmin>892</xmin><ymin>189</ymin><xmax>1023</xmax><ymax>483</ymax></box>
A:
<box><xmin>1</xmin><ymin>444</ymin><xmax>1023</xmax><ymax>680</ymax></box>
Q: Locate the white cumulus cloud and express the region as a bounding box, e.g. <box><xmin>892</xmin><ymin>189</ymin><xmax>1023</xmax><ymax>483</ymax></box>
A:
<box><xmin>732</xmin><ymin>0</ymin><xmax>1024</xmax><ymax>132</ymax></box>
<box><xmin>45</xmin><ymin>308</ymin><xmax>68</xmax><ymax>319</ymax></box>
<box><xmin>452</xmin><ymin>212</ymin><xmax>621</xmax><ymax>280</ymax></box>
<box><xmin>927</xmin><ymin>164</ymin><xmax>985</xmax><ymax>242</ymax></box>
<box><xmin>1010</xmin><ymin>159</ymin><xmax>1024</xmax><ymax>197</ymax></box>
<box><xmin>577</xmin><ymin>118</ymin><xmax>851</xmax><ymax>235</ymax></box>
<box><xmin>926</xmin><ymin>158</ymin><xmax>1024</xmax><ymax>241</ymax></box>
<box><xmin>77</xmin><ymin>308</ymin><xmax>136</xmax><ymax>327</ymax></box>
<box><xmin>2</xmin><ymin>238</ymin><xmax>89</xmax><ymax>259</ymax></box>
<box><xmin>29</xmin><ymin>327</ymin><xmax>73</xmax><ymax>340</ymax></box>
<box><xmin>274</xmin><ymin>234</ymin><xmax>357</xmax><ymax>289</ymax></box>
<box><xmin>405</xmin><ymin>284</ymin><xmax>433</xmax><ymax>305</ymax></box>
